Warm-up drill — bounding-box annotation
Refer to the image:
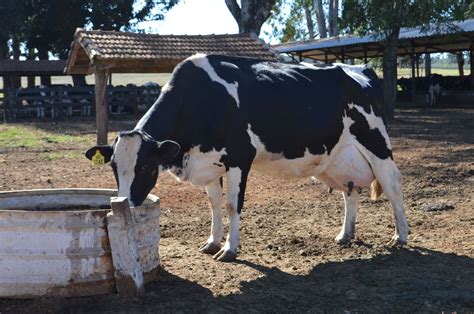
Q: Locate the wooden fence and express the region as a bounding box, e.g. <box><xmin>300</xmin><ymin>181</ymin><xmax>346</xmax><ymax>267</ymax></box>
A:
<box><xmin>0</xmin><ymin>85</ymin><xmax>160</xmax><ymax>121</ymax></box>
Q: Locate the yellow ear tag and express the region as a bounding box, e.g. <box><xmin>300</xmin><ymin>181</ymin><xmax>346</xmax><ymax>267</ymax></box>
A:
<box><xmin>92</xmin><ymin>149</ymin><xmax>105</xmax><ymax>166</ymax></box>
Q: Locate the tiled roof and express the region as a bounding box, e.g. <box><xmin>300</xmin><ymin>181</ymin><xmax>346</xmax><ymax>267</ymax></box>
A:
<box><xmin>66</xmin><ymin>29</ymin><xmax>279</xmax><ymax>74</ymax></box>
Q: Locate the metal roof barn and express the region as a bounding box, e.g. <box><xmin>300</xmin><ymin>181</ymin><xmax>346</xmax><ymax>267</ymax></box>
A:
<box><xmin>273</xmin><ymin>18</ymin><xmax>474</xmax><ymax>63</ymax></box>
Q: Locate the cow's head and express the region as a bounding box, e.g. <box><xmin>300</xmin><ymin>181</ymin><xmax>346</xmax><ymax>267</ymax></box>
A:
<box><xmin>85</xmin><ymin>130</ymin><xmax>180</xmax><ymax>206</ymax></box>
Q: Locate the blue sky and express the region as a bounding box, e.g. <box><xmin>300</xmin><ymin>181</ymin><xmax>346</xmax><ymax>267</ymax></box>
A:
<box><xmin>136</xmin><ymin>0</ymin><xmax>274</xmax><ymax>42</ymax></box>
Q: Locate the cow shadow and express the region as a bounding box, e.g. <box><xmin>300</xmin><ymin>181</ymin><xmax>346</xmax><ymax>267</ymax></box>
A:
<box><xmin>218</xmin><ymin>246</ymin><xmax>474</xmax><ymax>312</ymax></box>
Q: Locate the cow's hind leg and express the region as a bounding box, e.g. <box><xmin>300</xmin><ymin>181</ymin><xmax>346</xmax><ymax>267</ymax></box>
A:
<box><xmin>213</xmin><ymin>166</ymin><xmax>250</xmax><ymax>262</ymax></box>
<box><xmin>200</xmin><ymin>178</ymin><xmax>224</xmax><ymax>255</ymax></box>
<box><xmin>335</xmin><ymin>190</ymin><xmax>359</xmax><ymax>244</ymax></box>
<box><xmin>369</xmin><ymin>157</ymin><xmax>409</xmax><ymax>245</ymax></box>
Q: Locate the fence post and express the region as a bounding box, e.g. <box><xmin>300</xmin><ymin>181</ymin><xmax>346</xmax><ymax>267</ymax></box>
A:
<box><xmin>132</xmin><ymin>85</ymin><xmax>139</xmax><ymax>116</ymax></box>
<box><xmin>7</xmin><ymin>88</ymin><xmax>15</xmax><ymax>121</ymax></box>
<box><xmin>58</xmin><ymin>85</ymin><xmax>63</xmax><ymax>118</ymax></box>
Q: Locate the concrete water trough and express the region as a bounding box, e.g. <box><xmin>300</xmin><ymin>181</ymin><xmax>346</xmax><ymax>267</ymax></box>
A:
<box><xmin>0</xmin><ymin>188</ymin><xmax>160</xmax><ymax>298</ymax></box>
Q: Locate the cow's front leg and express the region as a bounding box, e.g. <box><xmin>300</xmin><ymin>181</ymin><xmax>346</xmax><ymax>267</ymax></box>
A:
<box><xmin>199</xmin><ymin>178</ymin><xmax>224</xmax><ymax>255</ymax></box>
<box><xmin>214</xmin><ymin>166</ymin><xmax>250</xmax><ymax>262</ymax></box>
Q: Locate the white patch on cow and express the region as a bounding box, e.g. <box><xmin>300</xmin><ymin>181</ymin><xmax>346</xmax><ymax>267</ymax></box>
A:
<box><xmin>221</xmin><ymin>61</ymin><xmax>239</xmax><ymax>70</ymax></box>
<box><xmin>113</xmin><ymin>134</ymin><xmax>142</xmax><ymax>203</ymax></box>
<box><xmin>334</xmin><ymin>63</ymin><xmax>372</xmax><ymax>88</ymax></box>
<box><xmin>351</xmin><ymin>139</ymin><xmax>408</xmax><ymax>243</ymax></box>
<box><xmin>427</xmin><ymin>83</ymin><xmax>441</xmax><ymax>106</ymax></box>
<box><xmin>205</xmin><ymin>180</ymin><xmax>224</xmax><ymax>245</ymax></box>
<box><xmin>167</xmin><ymin>145</ymin><xmax>227</xmax><ymax>186</ymax></box>
<box><xmin>335</xmin><ymin>191</ymin><xmax>359</xmax><ymax>243</ymax></box>
<box><xmin>224</xmin><ymin>167</ymin><xmax>242</xmax><ymax>253</ymax></box>
<box><xmin>348</xmin><ymin>103</ymin><xmax>392</xmax><ymax>150</ymax></box>
<box><xmin>315</xmin><ymin>112</ymin><xmax>375</xmax><ymax>190</ymax></box>
<box><xmin>189</xmin><ymin>54</ymin><xmax>240</xmax><ymax>107</ymax></box>
<box><xmin>252</xmin><ymin>63</ymin><xmax>312</xmax><ymax>83</ymax></box>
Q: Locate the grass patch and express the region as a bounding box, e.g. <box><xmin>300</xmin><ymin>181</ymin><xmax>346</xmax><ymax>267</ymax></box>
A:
<box><xmin>0</xmin><ymin>125</ymin><xmax>91</xmax><ymax>149</ymax></box>
<box><xmin>40</xmin><ymin>151</ymin><xmax>83</xmax><ymax>161</ymax></box>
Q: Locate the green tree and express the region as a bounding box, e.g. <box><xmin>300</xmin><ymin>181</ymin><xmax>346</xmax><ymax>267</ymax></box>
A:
<box><xmin>341</xmin><ymin>0</ymin><xmax>466</xmax><ymax>120</ymax></box>
<box><xmin>267</xmin><ymin>0</ymin><xmax>342</xmax><ymax>43</ymax></box>
<box><xmin>1</xmin><ymin>0</ymin><xmax>178</xmax><ymax>86</ymax></box>
<box><xmin>85</xmin><ymin>0</ymin><xmax>178</xmax><ymax>31</ymax></box>
<box><xmin>0</xmin><ymin>0</ymin><xmax>27</xmax><ymax>88</ymax></box>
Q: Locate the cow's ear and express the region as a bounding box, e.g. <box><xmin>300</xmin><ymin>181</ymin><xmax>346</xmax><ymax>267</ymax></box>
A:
<box><xmin>85</xmin><ymin>145</ymin><xmax>114</xmax><ymax>163</ymax></box>
<box><xmin>156</xmin><ymin>140</ymin><xmax>180</xmax><ymax>162</ymax></box>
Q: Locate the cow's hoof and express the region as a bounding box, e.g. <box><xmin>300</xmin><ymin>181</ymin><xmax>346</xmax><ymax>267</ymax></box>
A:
<box><xmin>199</xmin><ymin>242</ymin><xmax>221</xmax><ymax>255</ymax></box>
<box><xmin>213</xmin><ymin>249</ymin><xmax>237</xmax><ymax>262</ymax></box>
<box><xmin>388</xmin><ymin>235</ymin><xmax>407</xmax><ymax>246</ymax></box>
<box><xmin>335</xmin><ymin>233</ymin><xmax>353</xmax><ymax>245</ymax></box>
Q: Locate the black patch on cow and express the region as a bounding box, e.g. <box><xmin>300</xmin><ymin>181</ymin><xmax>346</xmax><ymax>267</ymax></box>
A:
<box><xmin>346</xmin><ymin>107</ymin><xmax>393</xmax><ymax>160</ymax></box>
<box><xmin>347</xmin><ymin>181</ymin><xmax>354</xmax><ymax>196</ymax></box>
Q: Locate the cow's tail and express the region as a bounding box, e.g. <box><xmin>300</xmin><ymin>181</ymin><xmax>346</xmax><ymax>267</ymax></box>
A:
<box><xmin>370</xmin><ymin>180</ymin><xmax>383</xmax><ymax>200</ymax></box>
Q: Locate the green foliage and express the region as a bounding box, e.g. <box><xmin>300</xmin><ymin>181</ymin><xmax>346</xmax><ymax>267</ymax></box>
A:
<box><xmin>267</xmin><ymin>0</ymin><xmax>314</xmax><ymax>42</ymax></box>
<box><xmin>0</xmin><ymin>0</ymin><xmax>179</xmax><ymax>60</ymax></box>
<box><xmin>341</xmin><ymin>0</ymin><xmax>468</xmax><ymax>39</ymax></box>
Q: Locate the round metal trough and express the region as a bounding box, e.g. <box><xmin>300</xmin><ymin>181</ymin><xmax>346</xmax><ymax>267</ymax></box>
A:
<box><xmin>0</xmin><ymin>189</ymin><xmax>160</xmax><ymax>298</ymax></box>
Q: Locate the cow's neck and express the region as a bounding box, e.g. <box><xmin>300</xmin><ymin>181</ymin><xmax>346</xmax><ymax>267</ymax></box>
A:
<box><xmin>134</xmin><ymin>88</ymin><xmax>186</xmax><ymax>169</ymax></box>
<box><xmin>135</xmin><ymin>89</ymin><xmax>180</xmax><ymax>143</ymax></box>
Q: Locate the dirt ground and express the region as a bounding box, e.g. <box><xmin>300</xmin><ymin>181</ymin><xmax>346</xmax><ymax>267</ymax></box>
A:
<box><xmin>0</xmin><ymin>108</ymin><xmax>473</xmax><ymax>312</ymax></box>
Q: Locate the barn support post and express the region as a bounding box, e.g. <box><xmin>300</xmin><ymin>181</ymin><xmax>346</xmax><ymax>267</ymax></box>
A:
<box><xmin>416</xmin><ymin>54</ymin><xmax>420</xmax><ymax>78</ymax></box>
<box><xmin>470</xmin><ymin>43</ymin><xmax>474</xmax><ymax>89</ymax></box>
<box><xmin>411</xmin><ymin>47</ymin><xmax>416</xmax><ymax>101</ymax></box>
<box><xmin>94</xmin><ymin>69</ymin><xmax>109</xmax><ymax>145</ymax></box>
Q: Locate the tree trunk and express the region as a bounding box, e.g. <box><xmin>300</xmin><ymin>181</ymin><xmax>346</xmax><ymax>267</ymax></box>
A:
<box><xmin>314</xmin><ymin>0</ymin><xmax>327</xmax><ymax>38</ymax></box>
<box><xmin>303</xmin><ymin>1</ymin><xmax>315</xmax><ymax>39</ymax></box>
<box><xmin>27</xmin><ymin>48</ymin><xmax>36</xmax><ymax>88</ymax></box>
<box><xmin>456</xmin><ymin>52</ymin><xmax>464</xmax><ymax>77</ymax></box>
<box><xmin>11</xmin><ymin>36</ymin><xmax>21</xmax><ymax>89</ymax></box>
<box><xmin>470</xmin><ymin>44</ymin><xmax>474</xmax><ymax>89</ymax></box>
<box><xmin>382</xmin><ymin>29</ymin><xmax>400</xmax><ymax>121</ymax></box>
<box><xmin>0</xmin><ymin>38</ymin><xmax>10</xmax><ymax>91</ymax></box>
<box><xmin>72</xmin><ymin>75</ymin><xmax>87</xmax><ymax>87</ymax></box>
<box><xmin>38</xmin><ymin>47</ymin><xmax>51</xmax><ymax>86</ymax></box>
<box><xmin>424</xmin><ymin>53</ymin><xmax>431</xmax><ymax>77</ymax></box>
<box><xmin>328</xmin><ymin>0</ymin><xmax>339</xmax><ymax>36</ymax></box>
<box><xmin>225</xmin><ymin>0</ymin><xmax>276</xmax><ymax>35</ymax></box>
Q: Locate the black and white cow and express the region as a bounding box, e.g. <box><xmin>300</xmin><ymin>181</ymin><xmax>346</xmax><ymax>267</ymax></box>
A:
<box><xmin>86</xmin><ymin>54</ymin><xmax>408</xmax><ymax>262</ymax></box>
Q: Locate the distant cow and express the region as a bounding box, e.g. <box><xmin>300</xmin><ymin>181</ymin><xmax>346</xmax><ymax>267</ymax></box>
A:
<box><xmin>86</xmin><ymin>54</ymin><xmax>408</xmax><ymax>262</ymax></box>
<box><xmin>425</xmin><ymin>74</ymin><xmax>443</xmax><ymax>106</ymax></box>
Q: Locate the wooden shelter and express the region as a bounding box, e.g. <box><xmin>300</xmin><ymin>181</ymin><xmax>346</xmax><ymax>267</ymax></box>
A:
<box><xmin>65</xmin><ymin>29</ymin><xmax>280</xmax><ymax>144</ymax></box>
